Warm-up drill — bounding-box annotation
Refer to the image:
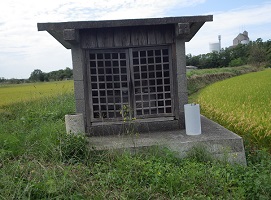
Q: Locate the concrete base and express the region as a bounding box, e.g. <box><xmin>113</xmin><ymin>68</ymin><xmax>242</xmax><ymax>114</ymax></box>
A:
<box><xmin>65</xmin><ymin>114</ymin><xmax>85</xmax><ymax>134</ymax></box>
<box><xmin>88</xmin><ymin>117</ymin><xmax>182</xmax><ymax>136</ymax></box>
<box><xmin>87</xmin><ymin>115</ymin><xmax>247</xmax><ymax>165</ymax></box>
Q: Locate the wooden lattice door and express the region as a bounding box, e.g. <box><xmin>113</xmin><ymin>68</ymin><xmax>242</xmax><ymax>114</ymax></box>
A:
<box><xmin>87</xmin><ymin>49</ymin><xmax>130</xmax><ymax>120</ymax></box>
<box><xmin>87</xmin><ymin>46</ymin><xmax>173</xmax><ymax>122</ymax></box>
<box><xmin>131</xmin><ymin>47</ymin><xmax>173</xmax><ymax>118</ymax></box>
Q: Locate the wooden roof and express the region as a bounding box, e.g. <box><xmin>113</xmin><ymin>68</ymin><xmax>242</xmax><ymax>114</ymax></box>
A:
<box><xmin>37</xmin><ymin>15</ymin><xmax>213</xmax><ymax>49</ymax></box>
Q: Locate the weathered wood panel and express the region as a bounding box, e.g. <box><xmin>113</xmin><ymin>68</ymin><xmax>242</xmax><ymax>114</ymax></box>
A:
<box><xmin>164</xmin><ymin>28</ymin><xmax>174</xmax><ymax>44</ymax></box>
<box><xmin>104</xmin><ymin>29</ymin><xmax>114</xmax><ymax>47</ymax></box>
<box><xmin>147</xmin><ymin>28</ymin><xmax>156</xmax><ymax>45</ymax></box>
<box><xmin>81</xmin><ymin>30</ymin><xmax>97</xmax><ymax>48</ymax></box>
<box><xmin>155</xmin><ymin>30</ymin><xmax>166</xmax><ymax>44</ymax></box>
<box><xmin>96</xmin><ymin>31</ymin><xmax>104</xmax><ymax>48</ymax></box>
<box><xmin>138</xmin><ymin>29</ymin><xmax>148</xmax><ymax>46</ymax></box>
<box><xmin>113</xmin><ymin>28</ymin><xmax>123</xmax><ymax>46</ymax></box>
<box><xmin>81</xmin><ymin>25</ymin><xmax>174</xmax><ymax>49</ymax></box>
<box><xmin>114</xmin><ymin>28</ymin><xmax>131</xmax><ymax>47</ymax></box>
<box><xmin>120</xmin><ymin>27</ymin><xmax>131</xmax><ymax>47</ymax></box>
<box><xmin>96</xmin><ymin>30</ymin><xmax>107</xmax><ymax>48</ymax></box>
<box><xmin>130</xmin><ymin>27</ymin><xmax>140</xmax><ymax>46</ymax></box>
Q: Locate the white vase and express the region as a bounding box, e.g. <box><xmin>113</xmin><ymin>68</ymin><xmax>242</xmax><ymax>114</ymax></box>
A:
<box><xmin>184</xmin><ymin>104</ymin><xmax>202</xmax><ymax>135</ymax></box>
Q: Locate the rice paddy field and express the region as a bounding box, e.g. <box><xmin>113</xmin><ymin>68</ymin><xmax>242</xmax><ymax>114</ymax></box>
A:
<box><xmin>0</xmin><ymin>81</ymin><xmax>74</xmax><ymax>108</ymax></box>
<box><xmin>196</xmin><ymin>69</ymin><xmax>271</xmax><ymax>149</ymax></box>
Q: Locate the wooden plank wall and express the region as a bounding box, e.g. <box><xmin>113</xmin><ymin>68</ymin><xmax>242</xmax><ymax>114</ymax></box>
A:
<box><xmin>80</xmin><ymin>25</ymin><xmax>174</xmax><ymax>49</ymax></box>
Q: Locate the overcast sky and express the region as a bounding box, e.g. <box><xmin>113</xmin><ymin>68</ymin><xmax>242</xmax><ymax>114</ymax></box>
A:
<box><xmin>1</xmin><ymin>0</ymin><xmax>271</xmax><ymax>79</ymax></box>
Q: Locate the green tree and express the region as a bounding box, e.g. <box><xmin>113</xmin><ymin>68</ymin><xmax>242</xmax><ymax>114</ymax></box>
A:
<box><xmin>248</xmin><ymin>38</ymin><xmax>267</xmax><ymax>66</ymax></box>
<box><xmin>230</xmin><ymin>43</ymin><xmax>249</xmax><ymax>64</ymax></box>
<box><xmin>217</xmin><ymin>48</ymin><xmax>231</xmax><ymax>67</ymax></box>
<box><xmin>266</xmin><ymin>40</ymin><xmax>271</xmax><ymax>66</ymax></box>
<box><xmin>0</xmin><ymin>77</ymin><xmax>6</xmax><ymax>83</ymax></box>
<box><xmin>64</xmin><ymin>67</ymin><xmax>73</xmax><ymax>79</ymax></box>
<box><xmin>186</xmin><ymin>54</ymin><xmax>201</xmax><ymax>66</ymax></box>
<box><xmin>229</xmin><ymin>58</ymin><xmax>243</xmax><ymax>67</ymax></box>
<box><xmin>29</xmin><ymin>69</ymin><xmax>45</xmax><ymax>82</ymax></box>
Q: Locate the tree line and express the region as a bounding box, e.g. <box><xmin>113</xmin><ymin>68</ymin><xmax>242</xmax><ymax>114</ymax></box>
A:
<box><xmin>29</xmin><ymin>67</ymin><xmax>73</xmax><ymax>82</ymax></box>
<box><xmin>186</xmin><ymin>38</ymin><xmax>271</xmax><ymax>69</ymax></box>
<box><xmin>1</xmin><ymin>67</ymin><xmax>73</xmax><ymax>84</ymax></box>
<box><xmin>0</xmin><ymin>77</ymin><xmax>27</xmax><ymax>84</ymax></box>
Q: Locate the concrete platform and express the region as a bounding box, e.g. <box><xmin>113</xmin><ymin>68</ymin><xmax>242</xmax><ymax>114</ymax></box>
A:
<box><xmin>88</xmin><ymin>116</ymin><xmax>247</xmax><ymax>165</ymax></box>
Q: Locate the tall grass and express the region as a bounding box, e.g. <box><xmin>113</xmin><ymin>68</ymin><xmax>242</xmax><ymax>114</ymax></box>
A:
<box><xmin>196</xmin><ymin>69</ymin><xmax>271</xmax><ymax>150</ymax></box>
<box><xmin>1</xmin><ymin>76</ymin><xmax>271</xmax><ymax>199</ymax></box>
<box><xmin>0</xmin><ymin>93</ymin><xmax>79</xmax><ymax>161</ymax></box>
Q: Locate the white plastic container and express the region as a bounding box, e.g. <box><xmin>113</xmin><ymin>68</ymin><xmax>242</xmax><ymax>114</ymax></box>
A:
<box><xmin>65</xmin><ymin>113</ymin><xmax>85</xmax><ymax>134</ymax></box>
<box><xmin>184</xmin><ymin>104</ymin><xmax>201</xmax><ymax>135</ymax></box>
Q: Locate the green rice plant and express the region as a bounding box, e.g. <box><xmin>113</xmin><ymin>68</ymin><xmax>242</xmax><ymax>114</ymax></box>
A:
<box><xmin>0</xmin><ymin>80</ymin><xmax>74</xmax><ymax>108</ymax></box>
<box><xmin>196</xmin><ymin>69</ymin><xmax>271</xmax><ymax>150</ymax></box>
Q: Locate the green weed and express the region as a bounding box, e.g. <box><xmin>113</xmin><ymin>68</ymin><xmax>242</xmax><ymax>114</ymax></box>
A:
<box><xmin>186</xmin><ymin>145</ymin><xmax>214</xmax><ymax>163</ymax></box>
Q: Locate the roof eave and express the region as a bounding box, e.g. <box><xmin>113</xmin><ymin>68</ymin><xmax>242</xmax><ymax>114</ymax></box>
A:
<box><xmin>37</xmin><ymin>15</ymin><xmax>213</xmax><ymax>49</ymax></box>
<box><xmin>38</xmin><ymin>15</ymin><xmax>213</xmax><ymax>31</ymax></box>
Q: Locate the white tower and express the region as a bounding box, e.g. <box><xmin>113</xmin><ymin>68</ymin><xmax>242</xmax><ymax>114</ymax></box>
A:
<box><xmin>209</xmin><ymin>35</ymin><xmax>221</xmax><ymax>52</ymax></box>
<box><xmin>218</xmin><ymin>35</ymin><xmax>221</xmax><ymax>51</ymax></box>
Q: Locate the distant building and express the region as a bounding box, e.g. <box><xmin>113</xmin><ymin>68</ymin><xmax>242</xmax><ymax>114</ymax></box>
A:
<box><xmin>233</xmin><ymin>31</ymin><xmax>249</xmax><ymax>46</ymax></box>
<box><xmin>209</xmin><ymin>42</ymin><xmax>220</xmax><ymax>52</ymax></box>
<box><xmin>209</xmin><ymin>35</ymin><xmax>221</xmax><ymax>52</ymax></box>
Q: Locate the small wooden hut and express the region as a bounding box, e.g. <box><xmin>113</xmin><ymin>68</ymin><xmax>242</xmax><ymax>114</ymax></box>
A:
<box><xmin>38</xmin><ymin>15</ymin><xmax>213</xmax><ymax>135</ymax></box>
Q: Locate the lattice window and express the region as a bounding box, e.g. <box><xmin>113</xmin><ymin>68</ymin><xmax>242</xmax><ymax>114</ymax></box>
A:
<box><xmin>88</xmin><ymin>50</ymin><xmax>130</xmax><ymax>120</ymax></box>
<box><xmin>132</xmin><ymin>48</ymin><xmax>172</xmax><ymax>117</ymax></box>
